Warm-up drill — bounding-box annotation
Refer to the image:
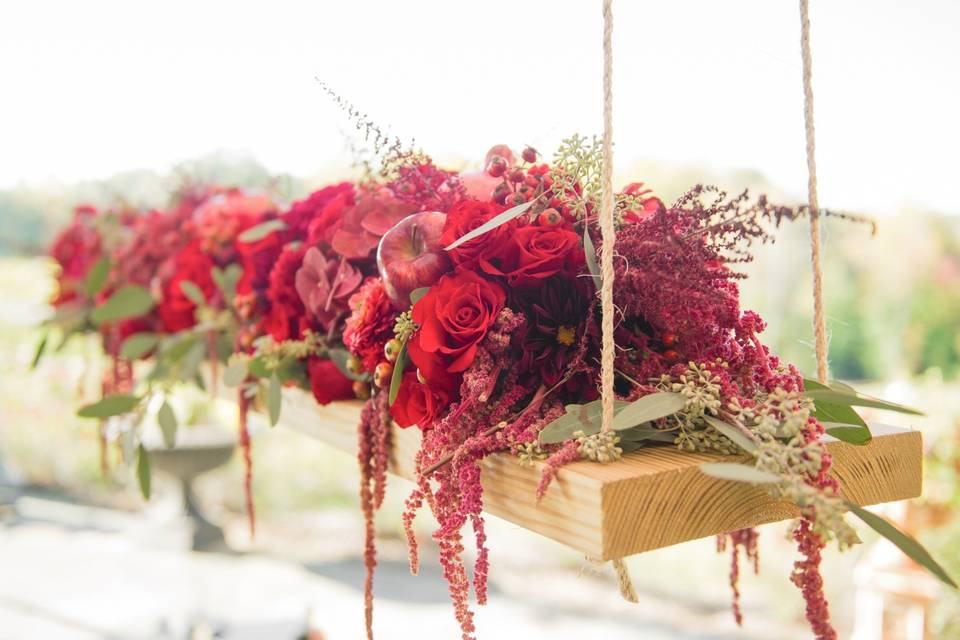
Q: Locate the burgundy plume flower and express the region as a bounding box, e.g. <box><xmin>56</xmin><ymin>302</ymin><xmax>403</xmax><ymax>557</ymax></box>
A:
<box><xmin>516</xmin><ymin>275</ymin><xmax>591</xmax><ymax>386</ymax></box>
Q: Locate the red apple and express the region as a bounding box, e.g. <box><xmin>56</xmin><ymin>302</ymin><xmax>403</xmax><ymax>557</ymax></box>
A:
<box><xmin>376</xmin><ymin>211</ymin><xmax>451</xmax><ymax>309</ymax></box>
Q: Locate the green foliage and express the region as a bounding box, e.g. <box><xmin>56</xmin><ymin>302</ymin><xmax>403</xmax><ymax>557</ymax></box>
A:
<box><xmin>90</xmin><ymin>285</ymin><xmax>155</xmax><ymax>325</ymax></box>
<box><xmin>77</xmin><ymin>394</ymin><xmax>141</xmax><ymax>419</ymax></box>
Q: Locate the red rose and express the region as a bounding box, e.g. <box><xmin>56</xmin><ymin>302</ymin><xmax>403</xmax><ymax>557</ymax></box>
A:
<box><xmin>440</xmin><ymin>199</ymin><xmax>513</xmax><ymax>267</ymax></box>
<box><xmin>307</xmin><ymin>358</ymin><xmax>356</xmax><ymax>405</ymax></box>
<box><xmin>408</xmin><ymin>270</ymin><xmax>505</xmax><ymax>391</ymax></box>
<box><xmin>284</xmin><ymin>182</ymin><xmax>355</xmax><ymax>240</ymax></box>
<box><xmin>159</xmin><ymin>241</ymin><xmax>217</xmax><ymax>332</ymax></box>
<box><xmin>390</xmin><ymin>371</ymin><xmax>449</xmax><ymax>429</ymax></box>
<box><xmin>481</xmin><ymin>225</ymin><xmax>584</xmax><ymax>287</ymax></box>
<box><xmin>262</xmin><ymin>245</ymin><xmax>309</xmax><ymax>342</ymax></box>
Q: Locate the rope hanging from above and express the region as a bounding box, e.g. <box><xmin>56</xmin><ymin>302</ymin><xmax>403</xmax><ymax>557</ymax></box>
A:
<box><xmin>598</xmin><ymin>0</ymin><xmax>639</xmax><ymax>604</ymax></box>
<box><xmin>799</xmin><ymin>0</ymin><xmax>830</xmax><ymax>384</ymax></box>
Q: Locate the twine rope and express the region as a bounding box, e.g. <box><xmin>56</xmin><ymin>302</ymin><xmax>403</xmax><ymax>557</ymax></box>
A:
<box><xmin>599</xmin><ymin>0</ymin><xmax>638</xmax><ymax>604</ymax></box>
<box><xmin>799</xmin><ymin>0</ymin><xmax>829</xmax><ymax>384</ymax></box>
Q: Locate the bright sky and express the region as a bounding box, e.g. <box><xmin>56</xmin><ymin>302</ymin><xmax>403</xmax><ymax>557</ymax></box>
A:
<box><xmin>1</xmin><ymin>0</ymin><xmax>958</xmax><ymax>215</ymax></box>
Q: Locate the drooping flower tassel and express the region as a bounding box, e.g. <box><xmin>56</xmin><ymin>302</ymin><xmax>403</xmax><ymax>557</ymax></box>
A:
<box><xmin>237</xmin><ymin>388</ymin><xmax>255</xmax><ymax>538</ymax></box>
<box><xmin>357</xmin><ymin>395</ymin><xmax>391</xmax><ymax>640</ymax></box>
<box><xmin>717</xmin><ymin>527</ymin><xmax>759</xmax><ymax>626</ymax></box>
<box><xmin>792</xmin><ymin>517</ymin><xmax>836</xmax><ymax>640</ymax></box>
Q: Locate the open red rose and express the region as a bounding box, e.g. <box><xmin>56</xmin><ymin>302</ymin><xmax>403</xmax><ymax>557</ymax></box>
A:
<box><xmin>307</xmin><ymin>358</ymin><xmax>356</xmax><ymax>405</ymax></box>
<box><xmin>481</xmin><ymin>224</ymin><xmax>584</xmax><ymax>287</ymax></box>
<box><xmin>440</xmin><ymin>199</ymin><xmax>512</xmax><ymax>267</ymax></box>
<box><xmin>390</xmin><ymin>370</ymin><xmax>449</xmax><ymax>430</ymax></box>
<box><xmin>408</xmin><ymin>270</ymin><xmax>505</xmax><ymax>391</ymax></box>
<box><xmin>263</xmin><ymin>244</ymin><xmax>309</xmax><ymax>342</ymax></box>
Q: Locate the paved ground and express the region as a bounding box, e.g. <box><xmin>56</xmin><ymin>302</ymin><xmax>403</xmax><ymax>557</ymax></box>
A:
<box><xmin>0</xmin><ymin>475</ymin><xmax>812</xmax><ymax>640</ymax></box>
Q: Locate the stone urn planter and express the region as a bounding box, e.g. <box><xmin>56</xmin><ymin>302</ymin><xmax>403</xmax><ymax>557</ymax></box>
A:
<box><xmin>145</xmin><ymin>425</ymin><xmax>235</xmax><ymax>551</ymax></box>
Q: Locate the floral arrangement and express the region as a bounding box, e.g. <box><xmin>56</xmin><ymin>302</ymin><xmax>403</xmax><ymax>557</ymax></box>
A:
<box><xmin>42</xmin><ymin>133</ymin><xmax>953</xmax><ymax>640</ymax></box>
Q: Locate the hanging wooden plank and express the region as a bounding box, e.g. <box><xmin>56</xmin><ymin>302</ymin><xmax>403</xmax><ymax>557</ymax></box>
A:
<box><xmin>245</xmin><ymin>385</ymin><xmax>922</xmax><ymax>560</ymax></box>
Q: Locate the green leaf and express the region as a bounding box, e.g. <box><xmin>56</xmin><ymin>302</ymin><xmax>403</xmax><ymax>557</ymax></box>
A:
<box><xmin>158</xmin><ymin>401</ymin><xmax>178</xmax><ymax>448</ymax></box>
<box><xmin>239</xmin><ymin>218</ymin><xmax>286</xmax><ymax>243</ymax></box>
<box><xmin>806</xmin><ymin>389</ymin><xmax>924</xmax><ymax>416</ymax></box>
<box><xmin>77</xmin><ymin>394</ymin><xmax>141</xmax><ymax>419</ymax></box>
<box><xmin>388</xmin><ymin>342</ymin><xmax>409</xmax><ymax>406</ymax></box>
<box><xmin>812</xmin><ymin>400</ymin><xmax>869</xmax><ymax>429</ymax></box>
<box><xmin>825</xmin><ymin>423</ymin><xmax>873</xmax><ymax>445</ymax></box>
<box><xmin>409</xmin><ymin>287</ymin><xmax>430</xmax><ymax>306</ymax></box>
<box><xmin>90</xmin><ymin>285</ymin><xmax>155</xmax><ymax>325</ymax></box>
<box><xmin>136</xmin><ymin>444</ymin><xmax>151</xmax><ymax>500</ymax></box>
<box><xmin>582</xmin><ymin>223</ymin><xmax>601</xmax><ymax>288</ymax></box>
<box><xmin>538</xmin><ymin>399</ymin><xmax>631</xmax><ymax>444</ymax></box>
<box><xmin>267</xmin><ymin>374</ymin><xmax>282</xmax><ymax>426</ymax></box>
<box><xmin>31</xmin><ymin>333</ymin><xmax>48</xmax><ymax>370</ymax></box>
<box><xmin>84</xmin><ymin>256</ymin><xmax>111</xmax><ymax>297</ymax></box>
<box><xmin>179</xmin><ymin>280</ymin><xmax>206</xmax><ymax>306</ymax></box>
<box><xmin>845</xmin><ymin>502</ymin><xmax>957</xmax><ymax>588</ymax></box>
<box><xmin>703</xmin><ymin>415</ymin><xmax>759</xmax><ymax>453</ymax></box>
<box><xmin>120</xmin><ymin>332</ymin><xmax>160</xmax><ymax>360</ymax></box>
<box><xmin>610</xmin><ymin>391</ymin><xmax>686</xmax><ymax>431</ymax></box>
<box><xmin>618</xmin><ymin>424</ymin><xmax>676</xmax><ymax>444</ymax></box>
<box><xmin>162</xmin><ymin>335</ymin><xmax>200</xmax><ymax>363</ymax></box>
<box><xmin>179</xmin><ymin>340</ymin><xmax>206</xmax><ymax>382</ymax></box>
<box><xmin>444</xmin><ymin>200</ymin><xmax>535</xmax><ymax>250</ymax></box>
<box><xmin>699</xmin><ymin>463</ymin><xmax>782</xmax><ymax>484</ymax></box>
<box><xmin>212</xmin><ymin>264</ymin><xmax>243</xmax><ymax>305</ymax></box>
<box><xmin>224</xmin><ymin>360</ymin><xmax>249</xmax><ymax>387</ymax></box>
<box><xmin>328</xmin><ymin>348</ymin><xmax>366</xmax><ymax>382</ymax></box>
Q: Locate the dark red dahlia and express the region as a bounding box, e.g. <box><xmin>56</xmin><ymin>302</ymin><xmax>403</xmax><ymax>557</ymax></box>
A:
<box><xmin>516</xmin><ymin>275</ymin><xmax>591</xmax><ymax>386</ymax></box>
<box><xmin>343</xmin><ymin>277</ymin><xmax>398</xmax><ymax>374</ymax></box>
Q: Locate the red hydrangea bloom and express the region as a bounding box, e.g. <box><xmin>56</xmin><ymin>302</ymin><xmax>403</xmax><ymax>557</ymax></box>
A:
<box><xmin>390</xmin><ymin>371</ymin><xmax>449</xmax><ymax>429</ymax></box>
<box><xmin>283</xmin><ymin>182</ymin><xmax>355</xmax><ymax>240</ymax></box>
<box><xmin>407</xmin><ymin>271</ymin><xmax>506</xmax><ymax>392</ymax></box>
<box><xmin>49</xmin><ymin>205</ymin><xmax>102</xmax><ymax>306</ymax></box>
<box><xmin>294</xmin><ymin>247</ymin><xmax>363</xmax><ymax>332</ymax></box>
<box><xmin>236</xmin><ymin>215</ymin><xmax>285</xmax><ymax>310</ymax></box>
<box><xmin>329</xmin><ymin>188</ymin><xmax>417</xmax><ymax>260</ymax></box>
<box><xmin>343</xmin><ymin>277</ymin><xmax>398</xmax><ymax>374</ymax></box>
<box><xmin>262</xmin><ymin>244</ymin><xmax>309</xmax><ymax>342</ymax></box>
<box><xmin>307</xmin><ymin>357</ymin><xmax>355</xmax><ymax>405</ymax></box>
<box><xmin>440</xmin><ymin>199</ymin><xmax>512</xmax><ymax>267</ymax></box>
<box><xmin>480</xmin><ymin>224</ymin><xmax>584</xmax><ymax>287</ymax></box>
<box><xmin>159</xmin><ymin>241</ymin><xmax>217</xmax><ymax>332</ymax></box>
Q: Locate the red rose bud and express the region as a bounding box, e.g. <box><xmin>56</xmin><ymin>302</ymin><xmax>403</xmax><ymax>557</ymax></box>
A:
<box><xmin>538</xmin><ymin>208</ymin><xmax>562</xmax><ymax>226</ymax></box>
<box><xmin>384</xmin><ymin>338</ymin><xmax>402</xmax><ymax>362</ymax></box>
<box><xmin>522</xmin><ymin>147</ymin><xmax>538</xmax><ymax>163</ymax></box>
<box><xmin>487</xmin><ymin>156</ymin><xmax>507</xmax><ymax>178</ymax></box>
<box><xmin>374</xmin><ymin>362</ymin><xmax>393</xmax><ymax>388</ymax></box>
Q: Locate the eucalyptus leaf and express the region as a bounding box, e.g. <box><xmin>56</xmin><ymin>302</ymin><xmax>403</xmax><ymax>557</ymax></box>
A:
<box><xmin>163</xmin><ymin>335</ymin><xmax>200</xmax><ymax>363</ymax></box>
<box><xmin>239</xmin><ymin>218</ymin><xmax>287</xmax><ymax>243</ymax></box>
<box><xmin>179</xmin><ymin>340</ymin><xmax>206</xmax><ymax>382</ymax></box>
<box><xmin>158</xmin><ymin>401</ymin><xmax>178</xmax><ymax>448</ymax></box>
<box><xmin>610</xmin><ymin>391</ymin><xmax>686</xmax><ymax>431</ymax></box>
<box><xmin>824</xmin><ymin>423</ymin><xmax>872</xmax><ymax>445</ymax></box>
<box><xmin>805</xmin><ymin>389</ymin><xmax>924</xmax><ymax>416</ymax></box>
<box><xmin>582</xmin><ymin>224</ymin><xmax>601</xmax><ymax>288</ymax></box>
<box><xmin>410</xmin><ymin>287</ymin><xmax>430</xmax><ymax>306</ymax></box>
<box><xmin>77</xmin><ymin>394</ymin><xmax>141</xmax><ymax>419</ymax></box>
<box><xmin>328</xmin><ymin>348</ymin><xmax>367</xmax><ymax>381</ymax></box>
<box><xmin>31</xmin><ymin>333</ymin><xmax>48</xmax><ymax>370</ymax></box>
<box><xmin>212</xmin><ymin>264</ymin><xmax>243</xmax><ymax>305</ymax></box>
<box><xmin>812</xmin><ymin>400</ymin><xmax>868</xmax><ymax>429</ymax></box>
<box><xmin>84</xmin><ymin>256</ymin><xmax>111</xmax><ymax>297</ymax></box>
<box><xmin>699</xmin><ymin>462</ymin><xmax>781</xmax><ymax>484</ymax></box>
<box><xmin>247</xmin><ymin>355</ymin><xmax>271</xmax><ymax>379</ymax></box>
<box><xmin>179</xmin><ymin>280</ymin><xmax>206</xmax><ymax>306</ymax></box>
<box><xmin>846</xmin><ymin>501</ymin><xmax>957</xmax><ymax>588</ymax></box>
<box><xmin>538</xmin><ymin>399</ymin><xmax>630</xmax><ymax>444</ymax></box>
<box><xmin>618</xmin><ymin>424</ymin><xmax>674</xmax><ymax>443</ymax></box>
<box><xmin>703</xmin><ymin>415</ymin><xmax>758</xmax><ymax>453</ymax></box>
<box><xmin>90</xmin><ymin>285</ymin><xmax>155</xmax><ymax>325</ymax></box>
<box><xmin>444</xmin><ymin>200</ymin><xmax>535</xmax><ymax>250</ymax></box>
<box><xmin>388</xmin><ymin>342</ymin><xmax>409</xmax><ymax>406</ymax></box>
<box><xmin>120</xmin><ymin>332</ymin><xmax>160</xmax><ymax>360</ymax></box>
<box><xmin>224</xmin><ymin>360</ymin><xmax>249</xmax><ymax>387</ymax></box>
<box><xmin>267</xmin><ymin>374</ymin><xmax>282</xmax><ymax>426</ymax></box>
<box><xmin>136</xmin><ymin>444</ymin><xmax>152</xmax><ymax>500</ymax></box>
